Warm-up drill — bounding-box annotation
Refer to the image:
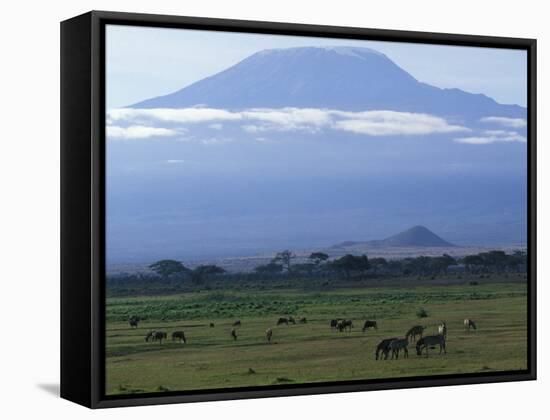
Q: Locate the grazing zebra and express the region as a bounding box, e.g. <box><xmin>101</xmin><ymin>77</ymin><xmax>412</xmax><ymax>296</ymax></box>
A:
<box><xmin>330</xmin><ymin>319</ymin><xmax>339</xmax><ymax>330</ymax></box>
<box><xmin>438</xmin><ymin>321</ymin><xmax>447</xmax><ymax>338</ymax></box>
<box><xmin>362</xmin><ymin>320</ymin><xmax>378</xmax><ymax>332</ymax></box>
<box><xmin>376</xmin><ymin>337</ymin><xmax>398</xmax><ymax>360</ymax></box>
<box><xmin>129</xmin><ymin>316</ymin><xmax>139</xmax><ymax>329</ymax></box>
<box><xmin>172</xmin><ymin>331</ymin><xmax>186</xmax><ymax>343</ymax></box>
<box><xmin>209</xmin><ymin>322</ymin><xmax>215</xmax><ymax>328</ymax></box>
<box><xmin>416</xmin><ymin>335</ymin><xmax>446</xmax><ymax>357</ymax></box>
<box><xmin>266</xmin><ymin>328</ymin><xmax>273</xmax><ymax>343</ymax></box>
<box><xmin>277</xmin><ymin>317</ymin><xmax>289</xmax><ymax>326</ymax></box>
<box><xmin>464</xmin><ymin>319</ymin><xmax>477</xmax><ymax>331</ymax></box>
<box><xmin>406</xmin><ymin>325</ymin><xmax>425</xmax><ymax>342</ymax></box>
<box><xmin>145</xmin><ymin>330</ymin><xmax>155</xmax><ymax>342</ymax></box>
<box><xmin>231</xmin><ymin>328</ymin><xmax>238</xmax><ymax>341</ymax></box>
<box><xmin>337</xmin><ymin>320</ymin><xmax>353</xmax><ymax>332</ymax></box>
<box><xmin>151</xmin><ymin>331</ymin><xmax>167</xmax><ymax>344</ymax></box>
<box><xmin>389</xmin><ymin>338</ymin><xmax>409</xmax><ymax>359</ymax></box>
<box><xmin>299</xmin><ymin>317</ymin><xmax>307</xmax><ymax>324</ymax></box>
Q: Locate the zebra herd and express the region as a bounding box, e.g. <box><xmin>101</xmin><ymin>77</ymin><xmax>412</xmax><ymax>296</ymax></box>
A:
<box><xmin>129</xmin><ymin>315</ymin><xmax>478</xmax><ymax>358</ymax></box>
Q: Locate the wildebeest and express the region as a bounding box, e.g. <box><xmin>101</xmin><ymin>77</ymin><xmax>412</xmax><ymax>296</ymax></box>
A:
<box><xmin>330</xmin><ymin>319</ymin><xmax>339</xmax><ymax>330</ymax></box>
<box><xmin>438</xmin><ymin>321</ymin><xmax>447</xmax><ymax>338</ymax></box>
<box><xmin>277</xmin><ymin>317</ymin><xmax>289</xmax><ymax>326</ymax></box>
<box><xmin>151</xmin><ymin>331</ymin><xmax>167</xmax><ymax>344</ymax></box>
<box><xmin>362</xmin><ymin>320</ymin><xmax>378</xmax><ymax>332</ymax></box>
<box><xmin>337</xmin><ymin>320</ymin><xmax>353</xmax><ymax>332</ymax></box>
<box><xmin>376</xmin><ymin>337</ymin><xmax>398</xmax><ymax>360</ymax></box>
<box><xmin>406</xmin><ymin>325</ymin><xmax>425</xmax><ymax>342</ymax></box>
<box><xmin>233</xmin><ymin>320</ymin><xmax>241</xmax><ymax>327</ymax></box>
<box><xmin>145</xmin><ymin>330</ymin><xmax>155</xmax><ymax>342</ymax></box>
<box><xmin>299</xmin><ymin>317</ymin><xmax>307</xmax><ymax>324</ymax></box>
<box><xmin>464</xmin><ymin>319</ymin><xmax>477</xmax><ymax>331</ymax></box>
<box><xmin>266</xmin><ymin>328</ymin><xmax>273</xmax><ymax>343</ymax></box>
<box><xmin>231</xmin><ymin>328</ymin><xmax>238</xmax><ymax>341</ymax></box>
<box><xmin>209</xmin><ymin>322</ymin><xmax>215</xmax><ymax>328</ymax></box>
<box><xmin>288</xmin><ymin>316</ymin><xmax>296</xmax><ymax>324</ymax></box>
<box><xmin>389</xmin><ymin>338</ymin><xmax>409</xmax><ymax>359</ymax></box>
<box><xmin>129</xmin><ymin>316</ymin><xmax>139</xmax><ymax>328</ymax></box>
<box><xmin>172</xmin><ymin>331</ymin><xmax>187</xmax><ymax>343</ymax></box>
<box><xmin>416</xmin><ymin>335</ymin><xmax>446</xmax><ymax>357</ymax></box>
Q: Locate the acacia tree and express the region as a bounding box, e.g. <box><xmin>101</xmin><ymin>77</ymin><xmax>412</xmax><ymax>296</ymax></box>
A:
<box><xmin>331</xmin><ymin>254</ymin><xmax>370</xmax><ymax>279</ymax></box>
<box><xmin>309</xmin><ymin>252</ymin><xmax>329</xmax><ymax>266</ymax></box>
<box><xmin>192</xmin><ymin>264</ymin><xmax>226</xmax><ymax>284</ymax></box>
<box><xmin>272</xmin><ymin>250</ymin><xmax>295</xmax><ymax>272</ymax></box>
<box><xmin>148</xmin><ymin>259</ymin><xmax>190</xmax><ymax>279</ymax></box>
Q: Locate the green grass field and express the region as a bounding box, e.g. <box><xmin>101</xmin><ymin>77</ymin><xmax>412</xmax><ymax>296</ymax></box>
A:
<box><xmin>106</xmin><ymin>281</ymin><xmax>527</xmax><ymax>395</ymax></box>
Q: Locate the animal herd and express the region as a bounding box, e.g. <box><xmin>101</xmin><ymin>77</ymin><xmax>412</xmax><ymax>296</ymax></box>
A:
<box><xmin>128</xmin><ymin>315</ymin><xmax>478</xmax><ymax>359</ymax></box>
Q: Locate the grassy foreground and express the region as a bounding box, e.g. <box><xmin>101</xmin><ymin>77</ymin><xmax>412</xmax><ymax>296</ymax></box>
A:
<box><xmin>106</xmin><ymin>281</ymin><xmax>527</xmax><ymax>395</ymax></box>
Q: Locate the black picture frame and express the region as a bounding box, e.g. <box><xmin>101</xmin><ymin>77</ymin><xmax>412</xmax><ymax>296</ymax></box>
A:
<box><xmin>60</xmin><ymin>10</ymin><xmax>537</xmax><ymax>409</ymax></box>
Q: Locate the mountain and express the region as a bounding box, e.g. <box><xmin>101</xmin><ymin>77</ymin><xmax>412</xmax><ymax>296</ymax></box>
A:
<box><xmin>131</xmin><ymin>46</ymin><xmax>525</xmax><ymax>120</ymax></box>
<box><xmin>333</xmin><ymin>225</ymin><xmax>455</xmax><ymax>248</ymax></box>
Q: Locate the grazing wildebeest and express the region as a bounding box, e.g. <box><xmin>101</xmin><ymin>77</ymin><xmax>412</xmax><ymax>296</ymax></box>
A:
<box><xmin>266</xmin><ymin>328</ymin><xmax>273</xmax><ymax>343</ymax></box>
<box><xmin>172</xmin><ymin>331</ymin><xmax>186</xmax><ymax>343</ymax></box>
<box><xmin>129</xmin><ymin>316</ymin><xmax>139</xmax><ymax>329</ymax></box>
<box><xmin>299</xmin><ymin>317</ymin><xmax>307</xmax><ymax>324</ymax></box>
<box><xmin>406</xmin><ymin>325</ymin><xmax>425</xmax><ymax>342</ymax></box>
<box><xmin>277</xmin><ymin>317</ymin><xmax>289</xmax><ymax>326</ymax></box>
<box><xmin>416</xmin><ymin>335</ymin><xmax>446</xmax><ymax>357</ymax></box>
<box><xmin>438</xmin><ymin>321</ymin><xmax>447</xmax><ymax>338</ymax></box>
<box><xmin>337</xmin><ymin>320</ymin><xmax>353</xmax><ymax>332</ymax></box>
<box><xmin>288</xmin><ymin>316</ymin><xmax>296</xmax><ymax>324</ymax></box>
<box><xmin>209</xmin><ymin>322</ymin><xmax>215</xmax><ymax>328</ymax></box>
<box><xmin>233</xmin><ymin>320</ymin><xmax>241</xmax><ymax>327</ymax></box>
<box><xmin>330</xmin><ymin>319</ymin><xmax>339</xmax><ymax>330</ymax></box>
<box><xmin>464</xmin><ymin>319</ymin><xmax>477</xmax><ymax>331</ymax></box>
<box><xmin>362</xmin><ymin>320</ymin><xmax>378</xmax><ymax>332</ymax></box>
<box><xmin>231</xmin><ymin>328</ymin><xmax>238</xmax><ymax>341</ymax></box>
<box><xmin>152</xmin><ymin>331</ymin><xmax>167</xmax><ymax>344</ymax></box>
<box><xmin>376</xmin><ymin>337</ymin><xmax>398</xmax><ymax>360</ymax></box>
<box><xmin>389</xmin><ymin>338</ymin><xmax>409</xmax><ymax>359</ymax></box>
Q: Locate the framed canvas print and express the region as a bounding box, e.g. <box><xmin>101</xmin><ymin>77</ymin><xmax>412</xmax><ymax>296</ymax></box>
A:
<box><xmin>60</xmin><ymin>11</ymin><xmax>536</xmax><ymax>408</ymax></box>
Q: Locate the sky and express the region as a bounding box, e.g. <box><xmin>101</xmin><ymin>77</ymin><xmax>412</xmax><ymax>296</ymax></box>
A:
<box><xmin>105</xmin><ymin>24</ymin><xmax>528</xmax><ymax>264</ymax></box>
<box><xmin>106</xmin><ymin>24</ymin><xmax>527</xmax><ymax>109</ymax></box>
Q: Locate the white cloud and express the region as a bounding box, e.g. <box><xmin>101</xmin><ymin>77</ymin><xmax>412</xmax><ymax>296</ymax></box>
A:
<box><xmin>209</xmin><ymin>123</ymin><xmax>223</xmax><ymax>130</ymax></box>
<box><xmin>480</xmin><ymin>116</ymin><xmax>527</xmax><ymax>128</ymax></box>
<box><xmin>331</xmin><ymin>111</ymin><xmax>469</xmax><ymax>136</ymax></box>
<box><xmin>108</xmin><ymin>107</ymin><xmax>470</xmax><ymax>140</ymax></box>
<box><xmin>454</xmin><ymin>130</ymin><xmax>526</xmax><ymax>145</ymax></box>
<box><xmin>107</xmin><ymin>125</ymin><xmax>177</xmax><ymax>139</ymax></box>
<box><xmin>165</xmin><ymin>159</ymin><xmax>185</xmax><ymax>164</ymax></box>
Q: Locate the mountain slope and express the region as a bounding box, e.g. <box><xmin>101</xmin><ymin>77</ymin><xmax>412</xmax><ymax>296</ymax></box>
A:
<box><xmin>131</xmin><ymin>46</ymin><xmax>525</xmax><ymax>120</ymax></box>
<box><xmin>333</xmin><ymin>225</ymin><xmax>455</xmax><ymax>248</ymax></box>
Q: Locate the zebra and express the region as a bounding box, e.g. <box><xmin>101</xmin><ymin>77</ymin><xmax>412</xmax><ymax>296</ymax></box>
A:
<box><xmin>266</xmin><ymin>328</ymin><xmax>273</xmax><ymax>343</ymax></box>
<box><xmin>464</xmin><ymin>319</ymin><xmax>477</xmax><ymax>331</ymax></box>
<box><xmin>362</xmin><ymin>320</ymin><xmax>378</xmax><ymax>332</ymax></box>
<box><xmin>406</xmin><ymin>325</ymin><xmax>425</xmax><ymax>343</ymax></box>
<box><xmin>172</xmin><ymin>331</ymin><xmax>186</xmax><ymax>343</ymax></box>
<box><xmin>277</xmin><ymin>317</ymin><xmax>289</xmax><ymax>326</ymax></box>
<box><xmin>376</xmin><ymin>337</ymin><xmax>398</xmax><ymax>360</ymax></box>
<box><xmin>438</xmin><ymin>321</ymin><xmax>447</xmax><ymax>338</ymax></box>
<box><xmin>129</xmin><ymin>316</ymin><xmax>139</xmax><ymax>329</ymax></box>
<box><xmin>389</xmin><ymin>338</ymin><xmax>409</xmax><ymax>359</ymax></box>
<box><xmin>151</xmin><ymin>331</ymin><xmax>167</xmax><ymax>344</ymax></box>
<box><xmin>416</xmin><ymin>335</ymin><xmax>446</xmax><ymax>357</ymax></box>
<box><xmin>337</xmin><ymin>320</ymin><xmax>353</xmax><ymax>332</ymax></box>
